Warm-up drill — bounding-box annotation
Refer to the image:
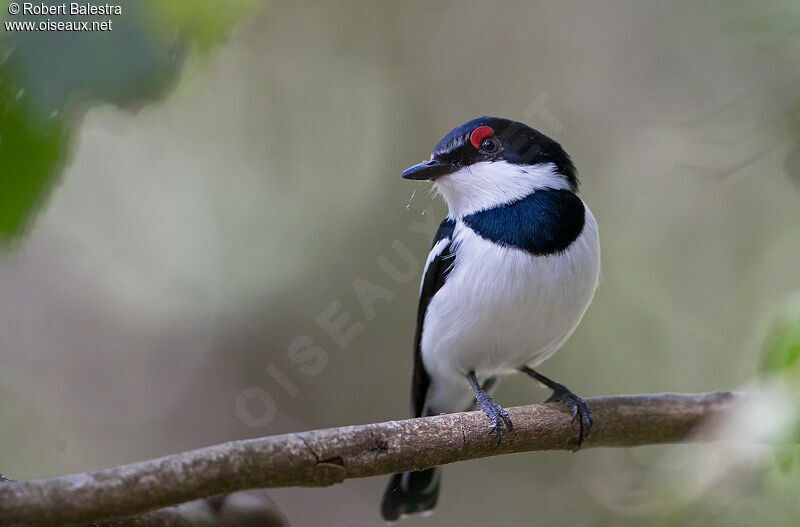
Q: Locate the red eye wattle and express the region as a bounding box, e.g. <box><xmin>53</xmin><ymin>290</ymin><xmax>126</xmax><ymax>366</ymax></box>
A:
<box><xmin>469</xmin><ymin>126</ymin><xmax>495</xmax><ymax>149</ymax></box>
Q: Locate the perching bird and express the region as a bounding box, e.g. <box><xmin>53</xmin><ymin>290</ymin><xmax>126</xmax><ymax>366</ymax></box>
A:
<box><xmin>381</xmin><ymin>117</ymin><xmax>601</xmax><ymax>521</ymax></box>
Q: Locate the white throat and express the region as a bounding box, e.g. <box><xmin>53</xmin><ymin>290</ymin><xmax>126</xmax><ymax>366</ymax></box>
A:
<box><xmin>434</xmin><ymin>160</ymin><xmax>570</xmax><ymax>218</ymax></box>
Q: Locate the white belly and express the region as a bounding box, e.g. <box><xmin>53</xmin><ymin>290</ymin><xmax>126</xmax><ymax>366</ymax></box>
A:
<box><xmin>420</xmin><ymin>206</ymin><xmax>600</xmax><ymax>412</ymax></box>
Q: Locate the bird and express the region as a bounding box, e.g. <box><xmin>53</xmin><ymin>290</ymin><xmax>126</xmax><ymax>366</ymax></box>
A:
<box><xmin>380</xmin><ymin>117</ymin><xmax>601</xmax><ymax>521</ymax></box>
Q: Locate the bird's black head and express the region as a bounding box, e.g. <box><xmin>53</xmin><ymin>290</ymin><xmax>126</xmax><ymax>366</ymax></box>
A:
<box><xmin>402</xmin><ymin>117</ymin><xmax>578</xmax><ymax>192</ymax></box>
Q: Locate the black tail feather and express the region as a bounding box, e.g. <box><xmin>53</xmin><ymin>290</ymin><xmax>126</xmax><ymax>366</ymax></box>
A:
<box><xmin>380</xmin><ymin>467</ymin><xmax>441</xmax><ymax>521</ymax></box>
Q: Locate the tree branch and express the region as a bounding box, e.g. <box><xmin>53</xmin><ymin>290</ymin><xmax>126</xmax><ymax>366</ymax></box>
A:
<box><xmin>0</xmin><ymin>476</ymin><xmax>288</xmax><ymax>527</ymax></box>
<box><xmin>0</xmin><ymin>392</ymin><xmax>740</xmax><ymax>526</ymax></box>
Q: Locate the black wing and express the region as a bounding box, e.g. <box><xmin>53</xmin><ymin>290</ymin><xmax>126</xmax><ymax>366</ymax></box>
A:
<box><xmin>411</xmin><ymin>218</ymin><xmax>456</xmax><ymax>417</ymax></box>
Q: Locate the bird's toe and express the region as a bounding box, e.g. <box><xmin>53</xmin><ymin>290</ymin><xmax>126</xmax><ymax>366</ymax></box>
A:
<box><xmin>548</xmin><ymin>389</ymin><xmax>592</xmax><ymax>447</ymax></box>
<box><xmin>479</xmin><ymin>398</ymin><xmax>513</xmax><ymax>447</ymax></box>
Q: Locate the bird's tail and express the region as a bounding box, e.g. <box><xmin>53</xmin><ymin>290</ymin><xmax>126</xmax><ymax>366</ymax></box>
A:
<box><xmin>380</xmin><ymin>467</ymin><xmax>441</xmax><ymax>521</ymax></box>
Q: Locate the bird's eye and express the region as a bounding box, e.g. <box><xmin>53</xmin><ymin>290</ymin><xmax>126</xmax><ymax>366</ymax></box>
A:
<box><xmin>480</xmin><ymin>137</ymin><xmax>500</xmax><ymax>154</ymax></box>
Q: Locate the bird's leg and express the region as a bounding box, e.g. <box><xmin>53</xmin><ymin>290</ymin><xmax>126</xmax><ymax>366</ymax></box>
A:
<box><xmin>520</xmin><ymin>366</ymin><xmax>592</xmax><ymax>447</ymax></box>
<box><xmin>467</xmin><ymin>371</ymin><xmax>513</xmax><ymax>446</ymax></box>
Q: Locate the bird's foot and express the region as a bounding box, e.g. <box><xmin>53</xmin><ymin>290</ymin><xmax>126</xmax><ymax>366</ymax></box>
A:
<box><xmin>546</xmin><ymin>387</ymin><xmax>592</xmax><ymax>448</ymax></box>
<box><xmin>476</xmin><ymin>392</ymin><xmax>513</xmax><ymax>446</ymax></box>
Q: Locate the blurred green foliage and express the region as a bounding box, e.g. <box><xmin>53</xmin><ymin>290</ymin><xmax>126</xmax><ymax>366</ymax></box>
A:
<box><xmin>0</xmin><ymin>1</ymin><xmax>264</xmax><ymax>244</ymax></box>
<box><xmin>761</xmin><ymin>321</ymin><xmax>800</xmax><ymax>375</ymax></box>
<box><xmin>146</xmin><ymin>0</ymin><xmax>262</xmax><ymax>52</ymax></box>
<box><xmin>760</xmin><ymin>293</ymin><xmax>800</xmax><ymax>379</ymax></box>
<box><xmin>758</xmin><ymin>292</ymin><xmax>800</xmax><ymax>472</ymax></box>
<box><xmin>0</xmin><ymin>74</ymin><xmax>70</xmax><ymax>240</ymax></box>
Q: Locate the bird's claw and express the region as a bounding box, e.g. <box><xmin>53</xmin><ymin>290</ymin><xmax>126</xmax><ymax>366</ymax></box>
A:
<box><xmin>547</xmin><ymin>388</ymin><xmax>592</xmax><ymax>448</ymax></box>
<box><xmin>477</xmin><ymin>394</ymin><xmax>513</xmax><ymax>447</ymax></box>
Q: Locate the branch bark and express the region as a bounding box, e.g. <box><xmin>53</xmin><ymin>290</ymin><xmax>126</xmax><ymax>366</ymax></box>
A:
<box><xmin>0</xmin><ymin>392</ymin><xmax>740</xmax><ymax>527</ymax></box>
<box><xmin>0</xmin><ymin>476</ymin><xmax>288</xmax><ymax>527</ymax></box>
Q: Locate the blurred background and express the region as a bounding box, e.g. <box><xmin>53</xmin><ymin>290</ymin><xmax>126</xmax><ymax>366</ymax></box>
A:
<box><xmin>2</xmin><ymin>1</ymin><xmax>800</xmax><ymax>525</ymax></box>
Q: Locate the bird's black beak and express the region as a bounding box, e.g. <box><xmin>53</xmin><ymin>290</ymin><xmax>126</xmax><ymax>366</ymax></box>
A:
<box><xmin>401</xmin><ymin>160</ymin><xmax>453</xmax><ymax>181</ymax></box>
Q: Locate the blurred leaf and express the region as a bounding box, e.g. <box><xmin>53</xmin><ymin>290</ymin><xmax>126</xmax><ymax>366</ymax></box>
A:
<box><xmin>760</xmin><ymin>296</ymin><xmax>800</xmax><ymax>377</ymax></box>
<box><xmin>0</xmin><ymin>73</ymin><xmax>70</xmax><ymax>240</ymax></box>
<box><xmin>757</xmin><ymin>293</ymin><xmax>800</xmax><ymax>475</ymax></box>
<box><xmin>0</xmin><ymin>1</ymin><xmax>265</xmax><ymax>244</ymax></box>
<box><xmin>145</xmin><ymin>0</ymin><xmax>264</xmax><ymax>51</ymax></box>
<box><xmin>761</xmin><ymin>325</ymin><xmax>800</xmax><ymax>374</ymax></box>
<box><xmin>775</xmin><ymin>445</ymin><xmax>795</xmax><ymax>473</ymax></box>
<box><xmin>0</xmin><ymin>4</ymin><xmax>184</xmax><ymax>244</ymax></box>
